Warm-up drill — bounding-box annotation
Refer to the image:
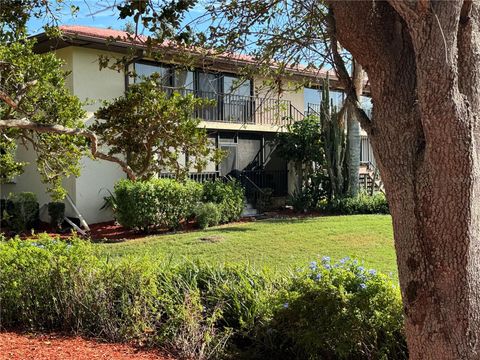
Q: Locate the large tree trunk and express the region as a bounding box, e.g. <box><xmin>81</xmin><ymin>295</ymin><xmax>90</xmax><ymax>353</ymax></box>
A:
<box><xmin>329</xmin><ymin>1</ymin><xmax>480</xmax><ymax>359</ymax></box>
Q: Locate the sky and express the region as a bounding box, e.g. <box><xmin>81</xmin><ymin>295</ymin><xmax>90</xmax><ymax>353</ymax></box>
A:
<box><xmin>27</xmin><ymin>0</ymin><xmax>207</xmax><ymax>35</ymax></box>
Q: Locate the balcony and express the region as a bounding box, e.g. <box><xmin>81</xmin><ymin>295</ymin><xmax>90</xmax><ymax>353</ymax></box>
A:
<box><xmin>164</xmin><ymin>87</ymin><xmax>304</xmax><ymax>126</ymax></box>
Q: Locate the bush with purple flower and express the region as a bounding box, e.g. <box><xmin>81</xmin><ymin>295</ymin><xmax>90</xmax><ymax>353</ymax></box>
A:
<box><xmin>270</xmin><ymin>257</ymin><xmax>406</xmax><ymax>359</ymax></box>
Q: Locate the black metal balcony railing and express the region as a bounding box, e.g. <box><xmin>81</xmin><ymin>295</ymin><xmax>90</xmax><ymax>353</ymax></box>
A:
<box><xmin>163</xmin><ymin>87</ymin><xmax>304</xmax><ymax>126</ymax></box>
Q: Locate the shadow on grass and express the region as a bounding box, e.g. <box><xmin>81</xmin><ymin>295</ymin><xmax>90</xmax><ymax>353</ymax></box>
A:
<box><xmin>259</xmin><ymin>217</ymin><xmax>319</xmax><ymax>225</ymax></box>
<box><xmin>207</xmin><ymin>226</ymin><xmax>255</xmax><ymax>233</ymax></box>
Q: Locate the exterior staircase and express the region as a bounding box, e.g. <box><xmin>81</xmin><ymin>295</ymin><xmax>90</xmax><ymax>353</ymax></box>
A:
<box><xmin>242</xmin><ymin>201</ymin><xmax>259</xmax><ymax>217</ymax></box>
<box><xmin>359</xmin><ymin>161</ymin><xmax>385</xmax><ymax>194</ymax></box>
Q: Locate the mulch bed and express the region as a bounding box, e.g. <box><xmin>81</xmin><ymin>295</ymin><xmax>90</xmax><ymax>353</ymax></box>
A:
<box><xmin>84</xmin><ymin>209</ymin><xmax>322</xmax><ymax>242</ymax></box>
<box><xmin>0</xmin><ymin>332</ymin><xmax>176</xmax><ymax>360</ymax></box>
<box><xmin>1</xmin><ymin>208</ymin><xmax>320</xmax><ymax>242</ymax></box>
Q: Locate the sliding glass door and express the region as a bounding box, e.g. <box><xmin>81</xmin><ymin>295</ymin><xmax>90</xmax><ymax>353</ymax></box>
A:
<box><xmin>223</xmin><ymin>76</ymin><xmax>252</xmax><ymax>123</ymax></box>
<box><xmin>197</xmin><ymin>72</ymin><xmax>220</xmax><ymax>121</ymax></box>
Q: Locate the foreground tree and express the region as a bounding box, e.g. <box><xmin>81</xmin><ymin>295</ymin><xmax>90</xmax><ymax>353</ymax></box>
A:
<box><xmin>93</xmin><ymin>76</ymin><xmax>224</xmax><ymax>180</ymax></box>
<box><xmin>113</xmin><ymin>0</ymin><xmax>480</xmax><ymax>358</ymax></box>
<box><xmin>0</xmin><ymin>39</ymin><xmax>89</xmax><ymax>199</ymax></box>
<box><xmin>328</xmin><ymin>1</ymin><xmax>480</xmax><ymax>358</ymax></box>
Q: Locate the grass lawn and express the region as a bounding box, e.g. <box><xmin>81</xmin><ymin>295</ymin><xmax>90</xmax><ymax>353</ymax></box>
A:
<box><xmin>98</xmin><ymin>214</ymin><xmax>397</xmax><ymax>276</ymax></box>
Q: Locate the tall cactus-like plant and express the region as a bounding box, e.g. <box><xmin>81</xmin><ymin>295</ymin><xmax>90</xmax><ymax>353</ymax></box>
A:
<box><xmin>320</xmin><ymin>79</ymin><xmax>348</xmax><ymax>200</ymax></box>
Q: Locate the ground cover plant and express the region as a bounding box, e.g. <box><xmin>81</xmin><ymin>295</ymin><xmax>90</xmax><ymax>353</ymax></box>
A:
<box><xmin>0</xmin><ymin>234</ymin><xmax>405</xmax><ymax>359</ymax></box>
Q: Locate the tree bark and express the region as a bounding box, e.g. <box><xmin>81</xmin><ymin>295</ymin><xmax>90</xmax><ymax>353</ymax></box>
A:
<box><xmin>346</xmin><ymin>60</ymin><xmax>363</xmax><ymax>197</ymax></box>
<box><xmin>328</xmin><ymin>1</ymin><xmax>480</xmax><ymax>359</ymax></box>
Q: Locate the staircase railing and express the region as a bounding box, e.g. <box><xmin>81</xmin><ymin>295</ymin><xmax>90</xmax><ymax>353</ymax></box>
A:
<box><xmin>239</xmin><ymin>172</ymin><xmax>266</xmax><ymax>205</ymax></box>
<box><xmin>359</xmin><ymin>161</ymin><xmax>385</xmax><ymax>194</ymax></box>
<box><xmin>307</xmin><ymin>103</ymin><xmax>322</xmax><ymax>117</ymax></box>
<box><xmin>241</xmin><ymin>169</ymin><xmax>288</xmax><ymax>197</ymax></box>
<box><xmin>289</xmin><ymin>103</ymin><xmax>305</xmax><ymax>123</ymax></box>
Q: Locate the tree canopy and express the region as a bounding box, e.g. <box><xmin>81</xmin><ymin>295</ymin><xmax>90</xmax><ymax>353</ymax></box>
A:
<box><xmin>93</xmin><ymin>76</ymin><xmax>224</xmax><ymax>181</ymax></box>
<box><xmin>0</xmin><ymin>38</ymin><xmax>90</xmax><ymax>199</ymax></box>
<box><xmin>5</xmin><ymin>1</ymin><xmax>480</xmax><ymax>357</ymax></box>
<box><xmin>0</xmin><ymin>1</ymin><xmax>97</xmax><ymax>199</ymax></box>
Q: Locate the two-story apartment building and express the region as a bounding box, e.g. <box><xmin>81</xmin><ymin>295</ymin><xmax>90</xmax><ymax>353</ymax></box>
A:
<box><xmin>1</xmin><ymin>26</ymin><xmax>374</xmax><ymax>224</ymax></box>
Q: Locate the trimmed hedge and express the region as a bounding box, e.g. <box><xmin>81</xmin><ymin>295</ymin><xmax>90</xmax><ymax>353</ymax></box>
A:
<box><xmin>114</xmin><ymin>178</ymin><xmax>202</xmax><ymax>232</ymax></box>
<box><xmin>112</xmin><ymin>178</ymin><xmax>246</xmax><ymax>232</ymax></box>
<box><xmin>202</xmin><ymin>180</ymin><xmax>245</xmax><ymax>223</ymax></box>
<box><xmin>4</xmin><ymin>192</ymin><xmax>39</xmax><ymax>233</ymax></box>
<box><xmin>320</xmin><ymin>192</ymin><xmax>389</xmax><ymax>215</ymax></box>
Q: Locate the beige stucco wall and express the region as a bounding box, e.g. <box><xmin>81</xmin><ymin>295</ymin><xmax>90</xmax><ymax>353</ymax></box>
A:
<box><xmin>4</xmin><ymin>47</ymin><xmax>127</xmax><ymax>224</ymax></box>
<box><xmin>69</xmin><ymin>47</ymin><xmax>127</xmax><ymax>223</ymax></box>
<box><xmin>254</xmin><ymin>77</ymin><xmax>305</xmax><ymax>121</ymax></box>
<box><xmin>56</xmin><ymin>47</ymin><xmax>74</xmax><ymax>91</ymax></box>
<box><xmin>0</xmin><ymin>144</ymin><xmax>77</xmax><ymax>222</ymax></box>
<box><xmin>71</xmin><ymin>47</ymin><xmax>125</xmax><ymax>112</ymax></box>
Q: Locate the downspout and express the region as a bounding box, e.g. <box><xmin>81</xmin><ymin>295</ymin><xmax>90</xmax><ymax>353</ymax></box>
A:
<box><xmin>65</xmin><ymin>194</ymin><xmax>90</xmax><ymax>232</ymax></box>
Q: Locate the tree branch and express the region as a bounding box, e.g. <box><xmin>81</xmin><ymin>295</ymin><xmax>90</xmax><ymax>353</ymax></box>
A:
<box><xmin>0</xmin><ymin>118</ymin><xmax>137</xmax><ymax>181</ymax></box>
<box><xmin>326</xmin><ymin>8</ymin><xmax>372</xmax><ymax>132</ymax></box>
<box><xmin>0</xmin><ymin>90</ymin><xmax>18</xmax><ymax>110</ymax></box>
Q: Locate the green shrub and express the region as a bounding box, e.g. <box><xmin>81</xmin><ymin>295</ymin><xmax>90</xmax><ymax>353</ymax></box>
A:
<box><xmin>255</xmin><ymin>188</ymin><xmax>274</xmax><ymax>213</ymax></box>
<box><xmin>321</xmin><ymin>192</ymin><xmax>389</xmax><ymax>215</ymax></box>
<box><xmin>0</xmin><ymin>236</ymin><xmax>405</xmax><ymax>360</ymax></box>
<box><xmin>253</xmin><ymin>258</ymin><xmax>406</xmax><ymax>360</ymax></box>
<box><xmin>0</xmin><ymin>236</ymin><xmax>161</xmax><ymax>341</ymax></box>
<box><xmin>289</xmin><ymin>187</ymin><xmax>317</xmax><ymax>212</ymax></box>
<box><xmin>0</xmin><ymin>198</ymin><xmax>5</xmax><ymax>225</ymax></box>
<box><xmin>202</xmin><ymin>180</ymin><xmax>245</xmax><ymax>223</ymax></box>
<box><xmin>114</xmin><ymin>179</ymin><xmax>202</xmax><ymax>232</ymax></box>
<box><xmin>155</xmin><ymin>262</ymin><xmax>276</xmax><ymax>359</ymax></box>
<box><xmin>0</xmin><ymin>236</ymin><xmax>275</xmax><ymax>359</ymax></box>
<box><xmin>195</xmin><ymin>202</ymin><xmax>221</xmax><ymax>229</ymax></box>
<box><xmin>48</xmin><ymin>202</ymin><xmax>65</xmax><ymax>229</ymax></box>
<box><xmin>5</xmin><ymin>192</ymin><xmax>39</xmax><ymax>233</ymax></box>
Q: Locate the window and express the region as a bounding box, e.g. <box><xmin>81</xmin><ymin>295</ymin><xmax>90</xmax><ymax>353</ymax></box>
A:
<box><xmin>197</xmin><ymin>72</ymin><xmax>220</xmax><ymax>121</ymax></box>
<box><xmin>133</xmin><ymin>62</ymin><xmax>171</xmax><ymax>85</ymax></box>
<box><xmin>129</xmin><ymin>63</ymin><xmax>254</xmax><ymax>122</ymax></box>
<box><xmin>330</xmin><ymin>90</ymin><xmax>345</xmax><ymax>110</ymax></box>
<box><xmin>223</xmin><ymin>76</ymin><xmax>252</xmax><ymax>123</ymax></box>
<box><xmin>174</xmin><ymin>69</ymin><xmax>195</xmax><ymax>91</ymax></box>
<box><xmin>223</xmin><ymin>76</ymin><xmax>251</xmax><ymax>97</ymax></box>
<box><xmin>198</xmin><ymin>72</ymin><xmax>220</xmax><ymax>93</ymax></box>
<box><xmin>304</xmin><ymin>87</ymin><xmax>321</xmax><ymax>113</ymax></box>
